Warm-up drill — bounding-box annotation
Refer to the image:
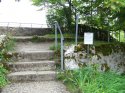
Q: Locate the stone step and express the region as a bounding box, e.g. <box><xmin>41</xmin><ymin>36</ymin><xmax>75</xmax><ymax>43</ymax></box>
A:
<box><xmin>8</xmin><ymin>71</ymin><xmax>56</xmax><ymax>82</ymax></box>
<box><xmin>17</xmin><ymin>51</ymin><xmax>54</xmax><ymax>61</ymax></box>
<box><xmin>13</xmin><ymin>36</ymin><xmax>54</xmax><ymax>42</ymax></box>
<box><xmin>0</xmin><ymin>27</ymin><xmax>52</xmax><ymax>36</ymax></box>
<box><xmin>8</xmin><ymin>61</ymin><xmax>56</xmax><ymax>72</ymax></box>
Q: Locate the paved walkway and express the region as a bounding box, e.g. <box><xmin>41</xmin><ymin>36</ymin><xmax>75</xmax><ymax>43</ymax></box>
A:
<box><xmin>2</xmin><ymin>42</ymin><xmax>70</xmax><ymax>93</ymax></box>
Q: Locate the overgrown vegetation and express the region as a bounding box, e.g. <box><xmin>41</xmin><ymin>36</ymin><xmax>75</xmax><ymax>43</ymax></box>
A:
<box><xmin>0</xmin><ymin>35</ymin><xmax>15</xmax><ymax>88</ymax></box>
<box><xmin>58</xmin><ymin>65</ymin><xmax>125</xmax><ymax>93</ymax></box>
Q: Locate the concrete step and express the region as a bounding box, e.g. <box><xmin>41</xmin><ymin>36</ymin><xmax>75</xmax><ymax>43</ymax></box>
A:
<box><xmin>8</xmin><ymin>61</ymin><xmax>56</xmax><ymax>72</ymax></box>
<box><xmin>8</xmin><ymin>71</ymin><xmax>56</xmax><ymax>82</ymax></box>
<box><xmin>13</xmin><ymin>36</ymin><xmax>54</xmax><ymax>42</ymax></box>
<box><xmin>17</xmin><ymin>51</ymin><xmax>54</xmax><ymax>61</ymax></box>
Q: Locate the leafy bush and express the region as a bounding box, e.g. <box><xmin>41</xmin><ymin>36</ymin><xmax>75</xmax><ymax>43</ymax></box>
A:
<box><xmin>58</xmin><ymin>65</ymin><xmax>125</xmax><ymax>93</ymax></box>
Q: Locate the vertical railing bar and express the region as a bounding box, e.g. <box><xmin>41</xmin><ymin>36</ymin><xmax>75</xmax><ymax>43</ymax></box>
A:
<box><xmin>41</xmin><ymin>24</ymin><xmax>43</xmax><ymax>28</ymax></box>
<box><xmin>31</xmin><ymin>23</ymin><xmax>32</xmax><ymax>31</ymax></box>
<box><xmin>19</xmin><ymin>23</ymin><xmax>21</xmax><ymax>28</ymax></box>
<box><xmin>56</xmin><ymin>22</ymin><xmax>64</xmax><ymax>71</ymax></box>
<box><xmin>75</xmin><ymin>14</ymin><xmax>79</xmax><ymax>45</ymax></box>
<box><xmin>61</xmin><ymin>37</ymin><xmax>64</xmax><ymax>70</ymax></box>
<box><xmin>55</xmin><ymin>23</ymin><xmax>58</xmax><ymax>50</ymax></box>
<box><xmin>108</xmin><ymin>31</ymin><xmax>110</xmax><ymax>42</ymax></box>
<box><xmin>56</xmin><ymin>23</ymin><xmax>63</xmax><ymax>38</ymax></box>
<box><xmin>7</xmin><ymin>22</ymin><xmax>9</xmax><ymax>32</ymax></box>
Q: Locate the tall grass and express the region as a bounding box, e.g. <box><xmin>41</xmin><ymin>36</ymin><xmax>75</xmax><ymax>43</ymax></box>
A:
<box><xmin>58</xmin><ymin>65</ymin><xmax>125</xmax><ymax>93</ymax></box>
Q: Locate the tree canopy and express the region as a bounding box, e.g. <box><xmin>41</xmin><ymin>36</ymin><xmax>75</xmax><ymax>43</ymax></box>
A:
<box><xmin>32</xmin><ymin>0</ymin><xmax>125</xmax><ymax>31</ymax></box>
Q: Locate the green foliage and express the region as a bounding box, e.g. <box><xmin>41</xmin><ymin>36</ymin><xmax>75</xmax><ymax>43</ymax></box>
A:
<box><xmin>0</xmin><ymin>64</ymin><xmax>8</xmax><ymax>88</ymax></box>
<box><xmin>95</xmin><ymin>42</ymin><xmax>125</xmax><ymax>56</ymax></box>
<box><xmin>0</xmin><ymin>36</ymin><xmax>15</xmax><ymax>62</ymax></box>
<box><xmin>44</xmin><ymin>33</ymin><xmax>76</xmax><ymax>38</ymax></box>
<box><xmin>32</xmin><ymin>0</ymin><xmax>125</xmax><ymax>33</ymax></box>
<box><xmin>113</xmin><ymin>31</ymin><xmax>125</xmax><ymax>42</ymax></box>
<box><xmin>120</xmin><ymin>31</ymin><xmax>125</xmax><ymax>42</ymax></box>
<box><xmin>31</xmin><ymin>35</ymin><xmax>41</xmax><ymax>42</ymax></box>
<box><xmin>58</xmin><ymin>65</ymin><xmax>125</xmax><ymax>93</ymax></box>
<box><xmin>0</xmin><ymin>35</ymin><xmax>15</xmax><ymax>88</ymax></box>
<box><xmin>32</xmin><ymin>0</ymin><xmax>74</xmax><ymax>32</ymax></box>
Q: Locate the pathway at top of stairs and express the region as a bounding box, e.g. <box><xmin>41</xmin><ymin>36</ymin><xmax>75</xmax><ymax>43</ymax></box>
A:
<box><xmin>2</xmin><ymin>39</ymin><xmax>70</xmax><ymax>93</ymax></box>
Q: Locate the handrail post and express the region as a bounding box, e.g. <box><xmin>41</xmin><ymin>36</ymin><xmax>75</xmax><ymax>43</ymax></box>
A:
<box><xmin>108</xmin><ymin>31</ymin><xmax>110</xmax><ymax>42</ymax></box>
<box><xmin>31</xmin><ymin>23</ymin><xmax>32</xmax><ymax>31</ymax></box>
<box><xmin>75</xmin><ymin>14</ymin><xmax>79</xmax><ymax>45</ymax></box>
<box><xmin>61</xmin><ymin>36</ymin><xmax>64</xmax><ymax>70</ymax></box>
<box><xmin>55</xmin><ymin>22</ymin><xmax>64</xmax><ymax>71</ymax></box>
<box><xmin>55</xmin><ymin>23</ymin><xmax>58</xmax><ymax>50</ymax></box>
<box><xmin>7</xmin><ymin>22</ymin><xmax>9</xmax><ymax>32</ymax></box>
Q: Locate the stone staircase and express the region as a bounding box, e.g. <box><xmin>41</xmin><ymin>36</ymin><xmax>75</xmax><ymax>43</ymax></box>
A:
<box><xmin>1</xmin><ymin>28</ymin><xmax>70</xmax><ymax>93</ymax></box>
<box><xmin>7</xmin><ymin>40</ymin><xmax>56</xmax><ymax>82</ymax></box>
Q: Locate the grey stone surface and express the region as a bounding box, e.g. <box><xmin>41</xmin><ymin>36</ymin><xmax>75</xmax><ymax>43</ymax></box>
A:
<box><xmin>15</xmin><ymin>42</ymin><xmax>54</xmax><ymax>52</ymax></box>
<box><xmin>13</xmin><ymin>36</ymin><xmax>54</xmax><ymax>42</ymax></box>
<box><xmin>4</xmin><ymin>39</ymin><xmax>70</xmax><ymax>93</ymax></box>
<box><xmin>65</xmin><ymin>45</ymin><xmax>125</xmax><ymax>74</ymax></box>
<box><xmin>8</xmin><ymin>61</ymin><xmax>56</xmax><ymax>72</ymax></box>
<box><xmin>8</xmin><ymin>71</ymin><xmax>56</xmax><ymax>82</ymax></box>
<box><xmin>2</xmin><ymin>81</ymin><xmax>70</xmax><ymax>93</ymax></box>
<box><xmin>14</xmin><ymin>42</ymin><xmax>54</xmax><ymax>61</ymax></box>
<box><xmin>0</xmin><ymin>27</ymin><xmax>52</xmax><ymax>36</ymax></box>
<box><xmin>17</xmin><ymin>50</ymin><xmax>54</xmax><ymax>61</ymax></box>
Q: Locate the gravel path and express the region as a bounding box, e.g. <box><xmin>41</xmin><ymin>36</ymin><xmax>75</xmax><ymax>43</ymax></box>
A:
<box><xmin>2</xmin><ymin>81</ymin><xmax>70</xmax><ymax>93</ymax></box>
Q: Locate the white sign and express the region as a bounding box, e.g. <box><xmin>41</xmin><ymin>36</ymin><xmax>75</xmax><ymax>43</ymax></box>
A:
<box><xmin>84</xmin><ymin>32</ymin><xmax>93</xmax><ymax>44</ymax></box>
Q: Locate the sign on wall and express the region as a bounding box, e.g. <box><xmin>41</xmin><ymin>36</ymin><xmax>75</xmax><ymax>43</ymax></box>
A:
<box><xmin>84</xmin><ymin>32</ymin><xmax>94</xmax><ymax>44</ymax></box>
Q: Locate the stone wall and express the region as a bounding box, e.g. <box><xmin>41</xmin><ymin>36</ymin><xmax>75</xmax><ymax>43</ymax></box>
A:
<box><xmin>0</xmin><ymin>27</ymin><xmax>52</xmax><ymax>36</ymax></box>
<box><xmin>91</xmin><ymin>52</ymin><xmax>125</xmax><ymax>74</ymax></box>
<box><xmin>64</xmin><ymin>44</ymin><xmax>125</xmax><ymax>74</ymax></box>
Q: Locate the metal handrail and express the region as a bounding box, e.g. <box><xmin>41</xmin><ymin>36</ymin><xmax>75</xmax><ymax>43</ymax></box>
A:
<box><xmin>55</xmin><ymin>22</ymin><xmax>64</xmax><ymax>70</ymax></box>
<box><xmin>0</xmin><ymin>22</ymin><xmax>48</xmax><ymax>28</ymax></box>
<box><xmin>75</xmin><ymin>14</ymin><xmax>79</xmax><ymax>45</ymax></box>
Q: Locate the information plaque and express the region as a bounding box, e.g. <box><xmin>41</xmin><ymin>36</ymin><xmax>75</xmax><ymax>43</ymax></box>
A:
<box><xmin>84</xmin><ymin>32</ymin><xmax>93</xmax><ymax>45</ymax></box>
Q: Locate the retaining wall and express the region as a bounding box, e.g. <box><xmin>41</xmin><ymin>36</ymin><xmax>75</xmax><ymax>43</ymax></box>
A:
<box><xmin>64</xmin><ymin>44</ymin><xmax>125</xmax><ymax>74</ymax></box>
<box><xmin>0</xmin><ymin>27</ymin><xmax>52</xmax><ymax>36</ymax></box>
